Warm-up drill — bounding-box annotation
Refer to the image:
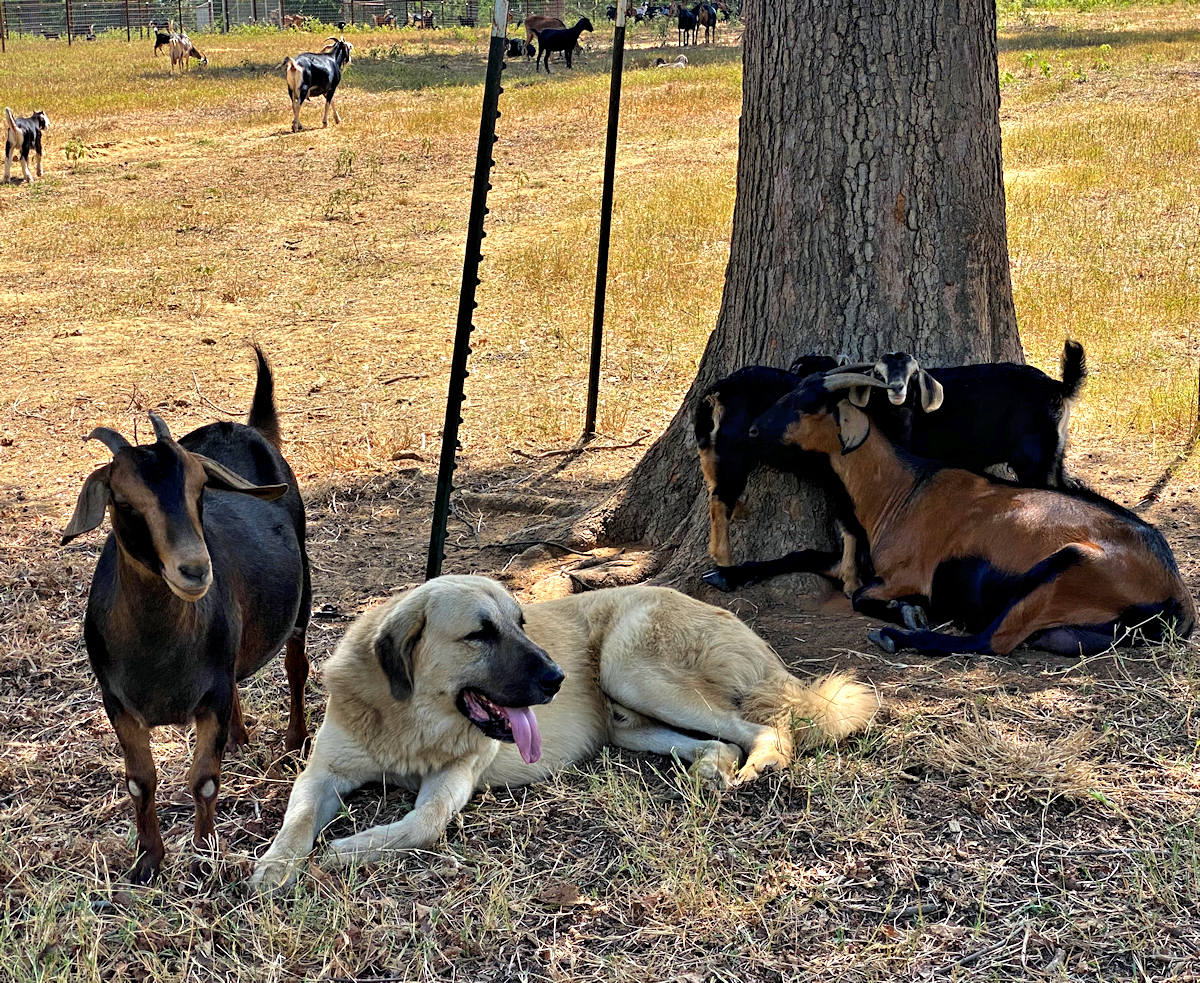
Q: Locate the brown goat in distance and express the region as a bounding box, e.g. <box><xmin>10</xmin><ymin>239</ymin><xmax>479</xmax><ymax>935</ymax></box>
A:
<box><xmin>62</xmin><ymin>348</ymin><xmax>311</xmax><ymax>883</ymax></box>
<box><xmin>747</xmin><ymin>369</ymin><xmax>1196</xmax><ymax>657</ymax></box>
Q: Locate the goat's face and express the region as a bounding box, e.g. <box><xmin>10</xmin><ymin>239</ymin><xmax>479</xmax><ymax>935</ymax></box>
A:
<box><xmin>32</xmin><ymin>111</ymin><xmax>50</xmax><ymax>133</ymax></box>
<box><xmin>750</xmin><ymin>371</ymin><xmax>891</xmax><ymax>457</ymax></box>
<box><xmin>107</xmin><ymin>439</ymin><xmax>215</xmax><ymax>600</ymax></box>
<box><xmin>62</xmin><ymin>415</ymin><xmax>289</xmax><ymax>602</ymax></box>
<box><xmin>873</xmin><ymin>352</ymin><xmax>944</xmax><ymax>411</ymax></box>
<box><xmin>748</xmin><ymin>375</ymin><xmax>840</xmax><ymax>456</ymax></box>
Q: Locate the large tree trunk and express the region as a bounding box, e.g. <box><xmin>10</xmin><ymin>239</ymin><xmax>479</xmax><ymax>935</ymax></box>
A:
<box><xmin>591</xmin><ymin>0</ymin><xmax>1022</xmax><ymax>591</ymax></box>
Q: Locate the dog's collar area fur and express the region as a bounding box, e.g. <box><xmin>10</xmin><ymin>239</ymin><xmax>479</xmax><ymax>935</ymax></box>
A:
<box><xmin>456</xmin><ymin>689</ymin><xmax>542</xmax><ymax>764</ymax></box>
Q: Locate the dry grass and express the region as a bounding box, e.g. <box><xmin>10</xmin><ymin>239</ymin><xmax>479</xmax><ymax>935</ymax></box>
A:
<box><xmin>2</xmin><ymin>4</ymin><xmax>1200</xmax><ymax>981</ymax></box>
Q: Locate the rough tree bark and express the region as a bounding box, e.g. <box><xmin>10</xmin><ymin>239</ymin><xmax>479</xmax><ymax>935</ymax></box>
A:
<box><xmin>585</xmin><ymin>0</ymin><xmax>1023</xmax><ymax>591</ymax></box>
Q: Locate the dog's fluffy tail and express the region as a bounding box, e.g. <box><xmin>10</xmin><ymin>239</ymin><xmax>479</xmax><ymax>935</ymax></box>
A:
<box><xmin>746</xmin><ymin>672</ymin><xmax>878</xmax><ymax>755</ymax></box>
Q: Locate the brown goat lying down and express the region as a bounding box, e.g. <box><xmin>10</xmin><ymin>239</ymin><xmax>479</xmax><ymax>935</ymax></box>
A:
<box><xmin>748</xmin><ymin>369</ymin><xmax>1196</xmax><ymax>657</ymax></box>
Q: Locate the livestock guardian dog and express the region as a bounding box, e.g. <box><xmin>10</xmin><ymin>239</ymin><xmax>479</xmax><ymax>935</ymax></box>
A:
<box><xmin>251</xmin><ymin>576</ymin><xmax>877</xmax><ymax>890</ymax></box>
<box><xmin>5</xmin><ymin>108</ymin><xmax>49</xmax><ymax>183</ymax></box>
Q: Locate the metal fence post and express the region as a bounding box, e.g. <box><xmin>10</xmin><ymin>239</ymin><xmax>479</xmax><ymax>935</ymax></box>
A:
<box><xmin>125</xmin><ymin>0</ymin><xmax>131</xmax><ymax>40</ymax></box>
<box><xmin>223</xmin><ymin>0</ymin><xmax>229</xmax><ymax>31</ymax></box>
<box><xmin>584</xmin><ymin>0</ymin><xmax>628</xmax><ymax>439</ymax></box>
<box><xmin>426</xmin><ymin>0</ymin><xmax>510</xmax><ymax>581</ymax></box>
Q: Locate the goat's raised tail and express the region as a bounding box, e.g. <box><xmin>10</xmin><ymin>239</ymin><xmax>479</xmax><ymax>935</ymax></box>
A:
<box><xmin>1061</xmin><ymin>340</ymin><xmax>1087</xmax><ymax>402</ymax></box>
<box><xmin>248</xmin><ymin>345</ymin><xmax>282</xmax><ymax>449</ymax></box>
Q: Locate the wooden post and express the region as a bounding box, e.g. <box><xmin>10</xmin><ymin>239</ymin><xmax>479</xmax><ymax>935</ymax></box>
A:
<box><xmin>1</xmin><ymin>0</ymin><xmax>6</xmax><ymax>53</ymax></box>
<box><xmin>252</xmin><ymin>0</ymin><xmax>257</xmax><ymax>23</ymax></box>
<box><xmin>65</xmin><ymin>0</ymin><xmax>73</xmax><ymax>44</ymax></box>
<box><xmin>278</xmin><ymin>0</ymin><xmax>284</xmax><ymax>28</ymax></box>
<box><xmin>223</xmin><ymin>0</ymin><xmax>229</xmax><ymax>31</ymax></box>
<box><xmin>125</xmin><ymin>0</ymin><xmax>131</xmax><ymax>40</ymax></box>
<box><xmin>178</xmin><ymin>0</ymin><xmax>183</xmax><ymax>29</ymax></box>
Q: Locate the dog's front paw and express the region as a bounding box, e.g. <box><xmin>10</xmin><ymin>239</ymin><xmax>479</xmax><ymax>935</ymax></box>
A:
<box><xmin>249</xmin><ymin>854</ymin><xmax>305</xmax><ymax>893</ymax></box>
<box><xmin>326</xmin><ymin>832</ymin><xmax>385</xmax><ymax>867</ymax></box>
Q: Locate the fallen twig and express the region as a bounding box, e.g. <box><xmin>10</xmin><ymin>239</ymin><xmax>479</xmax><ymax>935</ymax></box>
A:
<box><xmin>192</xmin><ymin>371</ymin><xmax>242</xmax><ymax>416</ymax></box>
<box><xmin>509</xmin><ymin>431</ymin><xmax>650</xmax><ymax>460</ymax></box>
<box><xmin>382</xmin><ymin>373</ymin><xmax>428</xmax><ymax>386</ymax></box>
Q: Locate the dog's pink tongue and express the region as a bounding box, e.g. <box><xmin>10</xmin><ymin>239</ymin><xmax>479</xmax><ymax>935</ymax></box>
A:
<box><xmin>503</xmin><ymin>706</ymin><xmax>542</xmax><ymax>764</ymax></box>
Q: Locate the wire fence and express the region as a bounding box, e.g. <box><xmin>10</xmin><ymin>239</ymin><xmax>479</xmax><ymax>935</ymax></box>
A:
<box><xmin>0</xmin><ymin>0</ymin><xmax>569</xmax><ymax>38</ymax></box>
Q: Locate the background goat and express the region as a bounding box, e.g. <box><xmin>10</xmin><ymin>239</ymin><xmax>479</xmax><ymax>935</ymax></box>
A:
<box><xmin>668</xmin><ymin>2</ymin><xmax>697</xmax><ymax>45</ymax></box>
<box><xmin>169</xmin><ymin>33</ymin><xmax>208</xmax><ymax>71</ymax></box>
<box><xmin>693</xmin><ymin>2</ymin><xmax>717</xmax><ymax>42</ymax></box>
<box><xmin>5</xmin><ymin>107</ymin><xmax>49</xmax><ymax>183</ymax></box>
<box><xmin>746</xmin><ymin>368</ymin><xmax>1195</xmax><ymax>656</ymax></box>
<box><xmin>61</xmin><ymin>347</ymin><xmax>311</xmax><ymax>883</ymax></box>
<box><xmin>535</xmin><ymin>17</ymin><xmax>593</xmax><ymax>74</ymax></box>
<box><xmin>283</xmin><ymin>37</ymin><xmax>353</xmax><ymax>133</ymax></box>
<box><xmin>696</xmin><ymin>343</ymin><xmax>1087</xmax><ymax>589</ymax></box>
<box><xmin>374</xmin><ymin>10</ymin><xmax>396</xmax><ymax>26</ymax></box>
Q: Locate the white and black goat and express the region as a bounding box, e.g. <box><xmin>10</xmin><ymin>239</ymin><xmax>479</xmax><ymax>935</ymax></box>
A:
<box><xmin>282</xmin><ymin>36</ymin><xmax>353</xmax><ymax>133</ymax></box>
<box><xmin>745</xmin><ymin>368</ymin><xmax>1195</xmax><ymax>657</ymax></box>
<box><xmin>169</xmin><ymin>32</ymin><xmax>208</xmax><ymax>71</ymax></box>
<box><xmin>696</xmin><ymin>343</ymin><xmax>1087</xmax><ymax>590</ymax></box>
<box><xmin>61</xmin><ymin>347</ymin><xmax>311</xmax><ymax>884</ymax></box>
<box><xmin>5</xmin><ymin>107</ymin><xmax>49</xmax><ymax>183</ymax></box>
<box><xmin>534</xmin><ymin>17</ymin><xmax>593</xmax><ymax>73</ymax></box>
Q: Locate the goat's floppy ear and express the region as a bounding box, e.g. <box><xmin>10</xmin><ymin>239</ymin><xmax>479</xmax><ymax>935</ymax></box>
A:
<box><xmin>194</xmin><ymin>455</ymin><xmax>289</xmax><ymax>500</ymax></box>
<box><xmin>835</xmin><ymin>400</ymin><xmax>871</xmax><ymax>454</ymax></box>
<box><xmin>62</xmin><ymin>465</ymin><xmax>112</xmax><ymax>544</ymax></box>
<box><xmin>916</xmin><ymin>370</ymin><xmax>944</xmax><ymax>412</ymax></box>
<box><xmin>847</xmin><ymin>385</ymin><xmax>872</xmax><ymax>408</ymax></box>
<box><xmin>375</xmin><ymin>600</ymin><xmax>426</xmax><ymax>702</ymax></box>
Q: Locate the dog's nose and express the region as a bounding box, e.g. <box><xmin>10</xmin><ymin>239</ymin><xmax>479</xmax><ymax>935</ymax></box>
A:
<box><xmin>539</xmin><ymin>664</ymin><xmax>565</xmax><ymax>697</ymax></box>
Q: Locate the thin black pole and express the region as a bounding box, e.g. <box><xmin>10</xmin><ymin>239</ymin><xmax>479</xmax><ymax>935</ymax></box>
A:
<box><xmin>65</xmin><ymin>0</ymin><xmax>73</xmax><ymax>43</ymax></box>
<box><xmin>426</xmin><ymin>0</ymin><xmax>509</xmax><ymax>581</ymax></box>
<box><xmin>1</xmin><ymin>0</ymin><xmax>6</xmax><ymax>53</ymax></box>
<box><xmin>125</xmin><ymin>0</ymin><xmax>131</xmax><ymax>40</ymax></box>
<box><xmin>584</xmin><ymin>0</ymin><xmax>627</xmax><ymax>439</ymax></box>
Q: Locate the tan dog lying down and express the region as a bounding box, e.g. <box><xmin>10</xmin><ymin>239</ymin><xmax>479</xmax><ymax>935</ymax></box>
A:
<box><xmin>251</xmin><ymin>575</ymin><xmax>877</xmax><ymax>889</ymax></box>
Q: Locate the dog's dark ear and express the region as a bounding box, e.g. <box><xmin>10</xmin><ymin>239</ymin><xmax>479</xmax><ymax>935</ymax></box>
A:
<box><xmin>376</xmin><ymin>601</ymin><xmax>425</xmax><ymax>702</ymax></box>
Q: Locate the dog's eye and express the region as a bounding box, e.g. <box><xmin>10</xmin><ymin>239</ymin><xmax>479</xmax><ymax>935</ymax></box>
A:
<box><xmin>465</xmin><ymin>620</ymin><xmax>497</xmax><ymax>643</ymax></box>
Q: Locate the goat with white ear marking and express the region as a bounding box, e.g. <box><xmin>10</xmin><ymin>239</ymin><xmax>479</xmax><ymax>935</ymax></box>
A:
<box><xmin>5</xmin><ymin>108</ymin><xmax>49</xmax><ymax>183</ymax></box>
<box><xmin>698</xmin><ymin>343</ymin><xmax>1088</xmax><ymax>592</ymax></box>
<box><xmin>747</xmin><ymin>368</ymin><xmax>1196</xmax><ymax>657</ymax></box>
<box><xmin>282</xmin><ymin>37</ymin><xmax>353</xmax><ymax>133</ymax></box>
<box><xmin>62</xmin><ymin>347</ymin><xmax>311</xmax><ymax>884</ymax></box>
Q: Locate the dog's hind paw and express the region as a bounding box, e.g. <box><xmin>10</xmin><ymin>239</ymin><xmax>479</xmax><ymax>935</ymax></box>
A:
<box><xmin>689</xmin><ymin>740</ymin><xmax>740</xmax><ymax>788</ymax></box>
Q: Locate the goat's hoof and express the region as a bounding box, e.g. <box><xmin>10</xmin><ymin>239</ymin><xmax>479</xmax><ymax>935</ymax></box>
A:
<box><xmin>701</xmin><ymin>568</ymin><xmax>732</xmax><ymax>592</ymax></box>
<box><xmin>867</xmin><ymin>629</ymin><xmax>896</xmax><ymax>654</ymax></box>
<box><xmin>128</xmin><ymin>855</ymin><xmax>161</xmax><ymax>886</ymax></box>
<box><xmin>901</xmin><ymin>604</ymin><xmax>928</xmax><ymax>631</ymax></box>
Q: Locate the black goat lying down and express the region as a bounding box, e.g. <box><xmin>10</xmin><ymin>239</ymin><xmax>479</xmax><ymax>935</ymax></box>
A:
<box><xmin>283</xmin><ymin>36</ymin><xmax>354</xmax><ymax>133</ymax></box>
<box><xmin>748</xmin><ymin>369</ymin><xmax>1196</xmax><ymax>656</ymax></box>
<box><xmin>535</xmin><ymin>17</ymin><xmax>594</xmax><ymax>73</ymax></box>
<box><xmin>62</xmin><ymin>348</ymin><xmax>311</xmax><ymax>884</ymax></box>
<box><xmin>696</xmin><ymin>342</ymin><xmax>1087</xmax><ymax>590</ymax></box>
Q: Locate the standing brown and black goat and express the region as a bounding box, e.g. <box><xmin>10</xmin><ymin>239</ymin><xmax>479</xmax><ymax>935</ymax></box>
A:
<box><xmin>61</xmin><ymin>347</ymin><xmax>311</xmax><ymax>883</ymax></box>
